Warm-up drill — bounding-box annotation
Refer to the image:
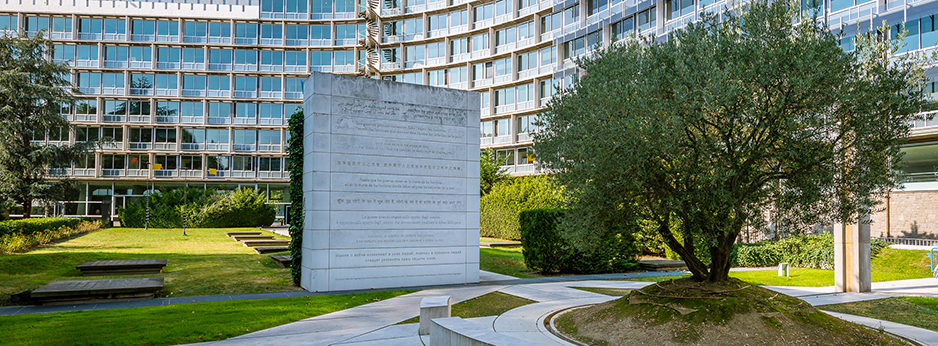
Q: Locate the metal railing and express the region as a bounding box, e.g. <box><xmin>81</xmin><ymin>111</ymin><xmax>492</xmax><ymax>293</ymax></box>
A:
<box><xmin>876</xmin><ymin>237</ymin><xmax>938</xmax><ymax>247</ymax></box>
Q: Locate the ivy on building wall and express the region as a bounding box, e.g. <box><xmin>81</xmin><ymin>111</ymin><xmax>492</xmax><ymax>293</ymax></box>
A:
<box><xmin>288</xmin><ymin>107</ymin><xmax>304</xmax><ymax>286</ymax></box>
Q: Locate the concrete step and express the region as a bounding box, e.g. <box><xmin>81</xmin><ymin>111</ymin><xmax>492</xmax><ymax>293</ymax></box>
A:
<box><xmin>254</xmin><ymin>246</ymin><xmax>290</xmax><ymax>254</ymax></box>
<box><xmin>242</xmin><ymin>239</ymin><xmax>290</xmax><ymax>247</ymax></box>
<box><xmin>76</xmin><ymin>259</ymin><xmax>167</xmax><ymax>276</ymax></box>
<box><xmin>270</xmin><ymin>255</ymin><xmax>292</xmax><ymax>268</ymax></box>
<box><xmin>225</xmin><ymin>231</ymin><xmax>262</xmax><ymax>237</ymax></box>
<box><xmin>30</xmin><ymin>277</ymin><xmax>164</xmax><ymax>305</ymax></box>
<box><xmin>638</xmin><ymin>259</ymin><xmax>687</xmax><ymax>271</ymax></box>
<box><xmin>231</xmin><ymin>235</ymin><xmax>275</xmax><ymax>241</ymax></box>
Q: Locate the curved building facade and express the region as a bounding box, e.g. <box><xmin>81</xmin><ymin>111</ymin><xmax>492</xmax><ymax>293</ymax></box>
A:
<box><xmin>2</xmin><ymin>0</ymin><xmax>938</xmax><ymax>232</ymax></box>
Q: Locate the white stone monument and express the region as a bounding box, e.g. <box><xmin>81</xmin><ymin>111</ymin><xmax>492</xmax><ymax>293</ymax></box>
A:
<box><xmin>301</xmin><ymin>72</ymin><xmax>481</xmax><ymax>292</ymax></box>
<box><xmin>834</xmin><ymin>214</ymin><xmax>872</xmax><ymax>293</ymax></box>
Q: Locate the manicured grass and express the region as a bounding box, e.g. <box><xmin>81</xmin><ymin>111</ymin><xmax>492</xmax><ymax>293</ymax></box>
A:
<box><xmin>729</xmin><ymin>268</ymin><xmax>835</xmax><ymax>287</ymax></box>
<box><xmin>624</xmin><ymin>274</ymin><xmax>691</xmax><ymax>282</ymax></box>
<box><xmin>571</xmin><ymin>287</ymin><xmax>632</xmax><ymax>296</ymax></box>
<box><xmin>819</xmin><ymin>297</ymin><xmax>938</xmax><ymax>332</ymax></box>
<box><xmin>0</xmin><ymin>290</ymin><xmax>412</xmax><ymax>346</ymax></box>
<box><xmin>480</xmin><ymin>237</ymin><xmax>519</xmax><ymax>243</ymax></box>
<box><xmin>871</xmin><ymin>248</ymin><xmax>933</xmax><ymax>282</ymax></box>
<box><xmin>0</xmin><ymin>227</ymin><xmax>299</xmax><ymax>306</ymax></box>
<box><xmin>479</xmin><ymin>247</ymin><xmax>539</xmax><ymax>278</ymax></box>
<box><xmin>729</xmin><ymin>249</ymin><xmax>934</xmax><ymax>287</ymax></box>
<box><xmin>400</xmin><ymin>291</ymin><xmax>534</xmax><ymax>324</ymax></box>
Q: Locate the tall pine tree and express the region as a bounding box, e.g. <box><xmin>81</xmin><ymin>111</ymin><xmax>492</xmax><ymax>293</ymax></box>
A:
<box><xmin>0</xmin><ymin>32</ymin><xmax>91</xmax><ymax>218</ymax></box>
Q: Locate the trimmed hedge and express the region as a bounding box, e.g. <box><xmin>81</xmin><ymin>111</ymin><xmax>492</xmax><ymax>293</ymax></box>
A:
<box><xmin>118</xmin><ymin>188</ymin><xmax>275</xmax><ymax>228</ymax></box>
<box><xmin>481</xmin><ymin>176</ymin><xmax>564</xmax><ymax>240</ymax></box>
<box><xmin>520</xmin><ymin>209</ymin><xmax>639</xmax><ymax>274</ymax></box>
<box><xmin>731</xmin><ymin>232</ymin><xmax>890</xmax><ymax>269</ymax></box>
<box><xmin>0</xmin><ymin>217</ymin><xmax>83</xmax><ymax>237</ymax></box>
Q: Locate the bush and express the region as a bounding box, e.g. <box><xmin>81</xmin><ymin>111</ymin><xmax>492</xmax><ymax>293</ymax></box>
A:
<box><xmin>481</xmin><ymin>176</ymin><xmax>564</xmax><ymax>240</ymax></box>
<box><xmin>731</xmin><ymin>232</ymin><xmax>891</xmax><ymax>269</ymax></box>
<box><xmin>201</xmin><ymin>188</ymin><xmax>276</xmax><ymax>228</ymax></box>
<box><xmin>118</xmin><ymin>188</ymin><xmax>275</xmax><ymax>228</ymax></box>
<box><xmin>520</xmin><ymin>209</ymin><xmax>639</xmax><ymax>274</ymax></box>
<box><xmin>0</xmin><ymin>217</ymin><xmax>83</xmax><ymax>237</ymax></box>
<box><xmin>0</xmin><ymin>219</ymin><xmax>100</xmax><ymax>253</ymax></box>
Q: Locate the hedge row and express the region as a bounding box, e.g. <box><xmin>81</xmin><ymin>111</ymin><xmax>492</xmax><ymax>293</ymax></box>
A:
<box><xmin>731</xmin><ymin>232</ymin><xmax>890</xmax><ymax>269</ymax></box>
<box><xmin>118</xmin><ymin>187</ymin><xmax>275</xmax><ymax>228</ymax></box>
<box><xmin>0</xmin><ymin>217</ymin><xmax>83</xmax><ymax>237</ymax></box>
<box><xmin>480</xmin><ymin>176</ymin><xmax>564</xmax><ymax>240</ymax></box>
<box><xmin>519</xmin><ymin>209</ymin><xmax>639</xmax><ymax>274</ymax></box>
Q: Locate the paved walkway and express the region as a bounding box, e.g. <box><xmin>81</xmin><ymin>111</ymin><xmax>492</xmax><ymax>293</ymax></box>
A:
<box><xmin>3</xmin><ymin>269</ymin><xmax>937</xmax><ymax>345</ymax></box>
<box><xmin>190</xmin><ymin>275</ymin><xmax>938</xmax><ymax>346</ymax></box>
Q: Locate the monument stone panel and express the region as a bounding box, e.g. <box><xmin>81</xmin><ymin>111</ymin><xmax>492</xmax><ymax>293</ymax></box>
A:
<box><xmin>302</xmin><ymin>72</ymin><xmax>481</xmax><ymax>292</ymax></box>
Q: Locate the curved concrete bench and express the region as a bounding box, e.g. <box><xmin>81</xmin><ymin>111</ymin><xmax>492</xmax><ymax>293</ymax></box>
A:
<box><xmin>429</xmin><ymin>317</ymin><xmax>544</xmax><ymax>346</ymax></box>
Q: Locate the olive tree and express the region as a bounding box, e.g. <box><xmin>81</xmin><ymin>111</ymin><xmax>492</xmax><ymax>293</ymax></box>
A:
<box><xmin>535</xmin><ymin>0</ymin><xmax>929</xmax><ymax>282</ymax></box>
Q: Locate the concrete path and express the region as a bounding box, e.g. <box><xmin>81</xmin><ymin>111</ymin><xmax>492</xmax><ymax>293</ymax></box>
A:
<box><xmin>181</xmin><ymin>277</ymin><xmax>938</xmax><ymax>346</ymax></box>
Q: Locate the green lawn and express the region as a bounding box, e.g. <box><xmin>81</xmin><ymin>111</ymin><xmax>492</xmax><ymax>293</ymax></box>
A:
<box><xmin>728</xmin><ymin>248</ymin><xmax>934</xmax><ymax>287</ymax></box>
<box><xmin>0</xmin><ymin>290</ymin><xmax>411</xmax><ymax>346</ymax></box>
<box><xmin>820</xmin><ymin>297</ymin><xmax>938</xmax><ymax>332</ymax></box>
<box><xmin>479</xmin><ymin>247</ymin><xmax>539</xmax><ymax>278</ymax></box>
<box><xmin>0</xmin><ymin>227</ymin><xmax>299</xmax><ymax>306</ymax></box>
<box><xmin>399</xmin><ymin>291</ymin><xmax>534</xmax><ymax>324</ymax></box>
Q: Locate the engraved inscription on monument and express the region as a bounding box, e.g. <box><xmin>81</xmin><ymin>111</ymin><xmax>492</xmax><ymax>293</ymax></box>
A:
<box><xmin>302</xmin><ymin>72</ymin><xmax>481</xmax><ymax>292</ymax></box>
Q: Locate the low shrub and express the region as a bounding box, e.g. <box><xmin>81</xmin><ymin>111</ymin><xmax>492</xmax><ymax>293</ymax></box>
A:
<box><xmin>200</xmin><ymin>188</ymin><xmax>276</xmax><ymax>228</ymax></box>
<box><xmin>481</xmin><ymin>176</ymin><xmax>564</xmax><ymax>240</ymax></box>
<box><xmin>520</xmin><ymin>209</ymin><xmax>639</xmax><ymax>274</ymax></box>
<box><xmin>731</xmin><ymin>232</ymin><xmax>890</xmax><ymax>269</ymax></box>
<box><xmin>0</xmin><ymin>220</ymin><xmax>100</xmax><ymax>253</ymax></box>
<box><xmin>118</xmin><ymin>188</ymin><xmax>275</xmax><ymax>228</ymax></box>
<box><xmin>0</xmin><ymin>217</ymin><xmax>83</xmax><ymax>237</ymax></box>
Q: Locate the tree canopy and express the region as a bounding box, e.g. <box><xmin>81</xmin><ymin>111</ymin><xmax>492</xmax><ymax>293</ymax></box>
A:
<box><xmin>0</xmin><ymin>32</ymin><xmax>90</xmax><ymax>218</ymax></box>
<box><xmin>535</xmin><ymin>0</ymin><xmax>929</xmax><ymax>282</ymax></box>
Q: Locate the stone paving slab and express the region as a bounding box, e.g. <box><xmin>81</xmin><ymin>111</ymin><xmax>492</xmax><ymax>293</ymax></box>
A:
<box><xmin>270</xmin><ymin>255</ymin><xmax>291</xmax><ymax>268</ymax></box>
<box><xmin>823</xmin><ymin>310</ymin><xmax>938</xmax><ymax>346</ymax></box>
<box><xmin>232</xmin><ymin>235</ymin><xmax>275</xmax><ymax>241</ymax></box>
<box><xmin>873</xmin><ymin>278</ymin><xmax>938</xmax><ymax>295</ymax></box>
<box><xmin>498</xmin><ymin>282</ymin><xmax>610</xmax><ymax>302</ymax></box>
<box><xmin>75</xmin><ymin>259</ymin><xmax>167</xmax><ymax>276</ymax></box>
<box><xmin>494</xmin><ymin>297</ymin><xmax>614</xmax><ymax>346</ymax></box>
<box><xmin>254</xmin><ymin>246</ymin><xmax>290</xmax><ymax>254</ymax></box>
<box><xmin>242</xmin><ymin>239</ymin><xmax>290</xmax><ymax>247</ymax></box>
<box><xmin>799</xmin><ymin>292</ymin><xmax>896</xmax><ymax>306</ymax></box>
<box><xmin>31</xmin><ymin>277</ymin><xmax>164</xmax><ymax>305</ymax></box>
<box><xmin>225</xmin><ymin>231</ymin><xmax>262</xmax><ymax>237</ymax></box>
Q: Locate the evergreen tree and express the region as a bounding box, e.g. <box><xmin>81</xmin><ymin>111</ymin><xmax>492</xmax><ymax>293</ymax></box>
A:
<box><xmin>0</xmin><ymin>32</ymin><xmax>91</xmax><ymax>218</ymax></box>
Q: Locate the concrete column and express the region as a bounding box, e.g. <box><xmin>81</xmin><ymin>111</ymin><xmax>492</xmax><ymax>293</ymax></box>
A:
<box><xmin>834</xmin><ymin>214</ymin><xmax>872</xmax><ymax>293</ymax></box>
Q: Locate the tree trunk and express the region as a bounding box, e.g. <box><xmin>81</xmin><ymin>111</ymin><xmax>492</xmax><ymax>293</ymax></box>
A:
<box><xmin>657</xmin><ymin>222</ymin><xmax>710</xmax><ymax>281</ymax></box>
<box><xmin>21</xmin><ymin>198</ymin><xmax>31</xmax><ymax>218</ymax></box>
<box><xmin>706</xmin><ymin>232</ymin><xmax>738</xmax><ymax>282</ymax></box>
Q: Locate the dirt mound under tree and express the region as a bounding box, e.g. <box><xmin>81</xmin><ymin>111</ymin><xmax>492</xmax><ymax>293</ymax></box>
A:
<box><xmin>554</xmin><ymin>278</ymin><xmax>909</xmax><ymax>345</ymax></box>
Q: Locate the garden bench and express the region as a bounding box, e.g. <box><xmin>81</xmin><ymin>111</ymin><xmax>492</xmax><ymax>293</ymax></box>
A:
<box><xmin>76</xmin><ymin>259</ymin><xmax>167</xmax><ymax>276</ymax></box>
<box><xmin>29</xmin><ymin>277</ymin><xmax>164</xmax><ymax>305</ymax></box>
<box><xmin>928</xmin><ymin>247</ymin><xmax>938</xmax><ymax>278</ymax></box>
<box><xmin>429</xmin><ymin>317</ymin><xmax>542</xmax><ymax>346</ymax></box>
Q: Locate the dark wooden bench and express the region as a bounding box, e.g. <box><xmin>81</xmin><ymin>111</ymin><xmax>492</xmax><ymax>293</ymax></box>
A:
<box><xmin>270</xmin><ymin>255</ymin><xmax>292</xmax><ymax>268</ymax></box>
<box><xmin>254</xmin><ymin>246</ymin><xmax>290</xmax><ymax>254</ymax></box>
<box><xmin>30</xmin><ymin>277</ymin><xmax>164</xmax><ymax>305</ymax></box>
<box><xmin>242</xmin><ymin>239</ymin><xmax>290</xmax><ymax>247</ymax></box>
<box><xmin>231</xmin><ymin>234</ymin><xmax>275</xmax><ymax>241</ymax></box>
<box><xmin>76</xmin><ymin>259</ymin><xmax>167</xmax><ymax>276</ymax></box>
<box><xmin>225</xmin><ymin>231</ymin><xmax>262</xmax><ymax>237</ymax></box>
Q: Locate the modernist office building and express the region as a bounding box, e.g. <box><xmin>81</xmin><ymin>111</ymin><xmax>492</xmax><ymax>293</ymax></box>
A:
<box><xmin>3</xmin><ymin>0</ymin><xmax>938</xmax><ymax>235</ymax></box>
